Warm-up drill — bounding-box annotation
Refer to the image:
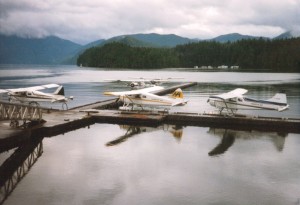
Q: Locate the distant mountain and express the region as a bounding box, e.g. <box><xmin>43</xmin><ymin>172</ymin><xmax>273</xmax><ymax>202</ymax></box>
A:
<box><xmin>82</xmin><ymin>39</ymin><xmax>105</xmax><ymax>49</ymax></box>
<box><xmin>2</xmin><ymin>31</ymin><xmax>298</xmax><ymax>65</ymax></box>
<box><xmin>1</xmin><ymin>33</ymin><xmax>195</xmax><ymax>65</ymax></box>
<box><xmin>92</xmin><ymin>33</ymin><xmax>197</xmax><ymax>48</ymax></box>
<box><xmin>129</xmin><ymin>33</ymin><xmax>197</xmax><ymax>47</ymax></box>
<box><xmin>102</xmin><ymin>35</ymin><xmax>155</xmax><ymax>47</ymax></box>
<box><xmin>0</xmin><ymin>35</ymin><xmax>81</xmax><ymax>64</ymax></box>
<box><xmin>209</xmin><ymin>33</ymin><xmax>267</xmax><ymax>43</ymax></box>
<box><xmin>62</xmin><ymin>38</ymin><xmax>106</xmax><ymax>64</ymax></box>
<box><xmin>63</xmin><ymin>36</ymin><xmax>155</xmax><ymax>64</ymax></box>
<box><xmin>273</xmin><ymin>31</ymin><xmax>300</xmax><ymax>39</ymax></box>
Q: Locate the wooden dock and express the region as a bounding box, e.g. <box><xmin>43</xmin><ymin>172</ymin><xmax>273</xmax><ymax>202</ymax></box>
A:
<box><xmin>1</xmin><ymin>82</ymin><xmax>300</xmax><ymax>152</ymax></box>
<box><xmin>91</xmin><ymin>110</ymin><xmax>300</xmax><ymax>133</ymax></box>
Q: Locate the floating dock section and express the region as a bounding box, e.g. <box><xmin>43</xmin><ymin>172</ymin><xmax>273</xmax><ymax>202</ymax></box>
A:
<box><xmin>1</xmin><ymin>82</ymin><xmax>300</xmax><ymax>152</ymax></box>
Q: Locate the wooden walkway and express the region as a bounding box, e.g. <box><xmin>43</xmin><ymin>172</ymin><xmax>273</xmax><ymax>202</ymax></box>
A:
<box><xmin>91</xmin><ymin>110</ymin><xmax>300</xmax><ymax>133</ymax></box>
<box><xmin>1</xmin><ymin>82</ymin><xmax>300</xmax><ymax>152</ymax></box>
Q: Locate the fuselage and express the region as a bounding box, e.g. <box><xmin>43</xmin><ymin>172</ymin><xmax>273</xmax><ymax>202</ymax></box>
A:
<box><xmin>121</xmin><ymin>93</ymin><xmax>187</xmax><ymax>107</ymax></box>
<box><xmin>9</xmin><ymin>91</ymin><xmax>68</xmax><ymax>103</ymax></box>
<box><xmin>208</xmin><ymin>96</ymin><xmax>289</xmax><ymax>111</ymax></box>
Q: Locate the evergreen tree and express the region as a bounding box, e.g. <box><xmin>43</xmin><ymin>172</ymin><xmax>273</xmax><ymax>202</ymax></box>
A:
<box><xmin>77</xmin><ymin>38</ymin><xmax>300</xmax><ymax>72</ymax></box>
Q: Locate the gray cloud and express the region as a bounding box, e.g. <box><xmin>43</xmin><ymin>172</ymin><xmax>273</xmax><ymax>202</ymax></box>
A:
<box><xmin>0</xmin><ymin>0</ymin><xmax>299</xmax><ymax>44</ymax></box>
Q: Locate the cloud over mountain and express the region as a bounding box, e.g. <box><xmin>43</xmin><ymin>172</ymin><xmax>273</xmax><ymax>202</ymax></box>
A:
<box><xmin>0</xmin><ymin>0</ymin><xmax>299</xmax><ymax>44</ymax></box>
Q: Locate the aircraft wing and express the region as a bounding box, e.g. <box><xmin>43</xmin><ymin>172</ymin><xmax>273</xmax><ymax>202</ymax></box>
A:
<box><xmin>0</xmin><ymin>84</ymin><xmax>60</xmax><ymax>94</ymax></box>
<box><xmin>214</xmin><ymin>88</ymin><xmax>248</xmax><ymax>100</ymax></box>
<box><xmin>104</xmin><ymin>86</ymin><xmax>164</xmax><ymax>96</ymax></box>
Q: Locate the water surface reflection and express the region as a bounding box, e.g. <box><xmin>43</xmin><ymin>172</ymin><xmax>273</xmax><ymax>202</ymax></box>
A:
<box><xmin>207</xmin><ymin>128</ymin><xmax>287</xmax><ymax>156</ymax></box>
<box><xmin>0</xmin><ymin>137</ymin><xmax>43</xmax><ymax>204</ymax></box>
<box><xmin>106</xmin><ymin>125</ymin><xmax>183</xmax><ymax>146</ymax></box>
<box><xmin>1</xmin><ymin>65</ymin><xmax>300</xmax><ymax>204</ymax></box>
<box><xmin>1</xmin><ymin>124</ymin><xmax>300</xmax><ymax>205</ymax></box>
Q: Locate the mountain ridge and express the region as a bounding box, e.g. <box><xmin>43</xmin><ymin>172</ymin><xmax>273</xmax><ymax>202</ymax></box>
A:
<box><xmin>209</xmin><ymin>33</ymin><xmax>267</xmax><ymax>42</ymax></box>
<box><xmin>0</xmin><ymin>35</ymin><xmax>81</xmax><ymax>64</ymax></box>
<box><xmin>0</xmin><ymin>31</ymin><xmax>298</xmax><ymax>65</ymax></box>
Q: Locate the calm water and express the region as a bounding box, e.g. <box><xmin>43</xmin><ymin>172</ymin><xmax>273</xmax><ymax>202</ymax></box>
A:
<box><xmin>0</xmin><ymin>65</ymin><xmax>300</xmax><ymax>205</ymax></box>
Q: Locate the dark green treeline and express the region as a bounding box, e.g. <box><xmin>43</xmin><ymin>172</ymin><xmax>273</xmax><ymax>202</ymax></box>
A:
<box><xmin>77</xmin><ymin>38</ymin><xmax>300</xmax><ymax>72</ymax></box>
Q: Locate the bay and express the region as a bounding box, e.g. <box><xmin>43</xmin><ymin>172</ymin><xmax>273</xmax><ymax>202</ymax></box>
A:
<box><xmin>0</xmin><ymin>65</ymin><xmax>300</xmax><ymax>205</ymax></box>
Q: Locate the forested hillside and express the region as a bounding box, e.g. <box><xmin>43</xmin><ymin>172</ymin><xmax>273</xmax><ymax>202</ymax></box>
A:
<box><xmin>77</xmin><ymin>38</ymin><xmax>300</xmax><ymax>72</ymax></box>
<box><xmin>77</xmin><ymin>42</ymin><xmax>179</xmax><ymax>68</ymax></box>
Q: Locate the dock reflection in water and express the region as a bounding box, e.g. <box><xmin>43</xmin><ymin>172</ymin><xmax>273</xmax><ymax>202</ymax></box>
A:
<box><xmin>207</xmin><ymin>128</ymin><xmax>287</xmax><ymax>156</ymax></box>
<box><xmin>0</xmin><ymin>123</ymin><xmax>299</xmax><ymax>205</ymax></box>
<box><xmin>106</xmin><ymin>124</ymin><xmax>184</xmax><ymax>146</ymax></box>
<box><xmin>0</xmin><ymin>137</ymin><xmax>43</xmax><ymax>205</ymax></box>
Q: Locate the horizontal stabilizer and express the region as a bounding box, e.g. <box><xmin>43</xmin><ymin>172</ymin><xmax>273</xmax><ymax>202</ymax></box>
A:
<box><xmin>278</xmin><ymin>105</ymin><xmax>289</xmax><ymax>112</ymax></box>
<box><xmin>171</xmin><ymin>99</ymin><xmax>188</xmax><ymax>106</ymax></box>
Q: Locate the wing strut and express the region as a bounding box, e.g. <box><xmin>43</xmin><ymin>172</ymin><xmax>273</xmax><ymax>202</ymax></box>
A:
<box><xmin>220</xmin><ymin>98</ymin><xmax>236</xmax><ymax>116</ymax></box>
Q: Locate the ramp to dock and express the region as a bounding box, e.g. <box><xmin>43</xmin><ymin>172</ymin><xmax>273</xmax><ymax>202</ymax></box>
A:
<box><xmin>0</xmin><ymin>100</ymin><xmax>42</xmax><ymax>122</ymax></box>
<box><xmin>71</xmin><ymin>82</ymin><xmax>197</xmax><ymax>111</ymax></box>
<box><xmin>1</xmin><ymin>81</ymin><xmax>300</xmax><ymax>152</ymax></box>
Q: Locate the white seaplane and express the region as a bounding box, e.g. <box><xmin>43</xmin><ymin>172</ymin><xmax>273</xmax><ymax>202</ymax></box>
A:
<box><xmin>207</xmin><ymin>88</ymin><xmax>289</xmax><ymax>115</ymax></box>
<box><xmin>0</xmin><ymin>84</ymin><xmax>73</xmax><ymax>109</ymax></box>
<box><xmin>104</xmin><ymin>85</ymin><xmax>188</xmax><ymax>110</ymax></box>
<box><xmin>105</xmin><ymin>77</ymin><xmax>183</xmax><ymax>89</ymax></box>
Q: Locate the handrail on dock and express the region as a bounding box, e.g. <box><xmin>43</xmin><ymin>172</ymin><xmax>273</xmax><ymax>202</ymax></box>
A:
<box><xmin>0</xmin><ymin>138</ymin><xmax>43</xmax><ymax>204</ymax></box>
<box><xmin>0</xmin><ymin>100</ymin><xmax>43</xmax><ymax>122</ymax></box>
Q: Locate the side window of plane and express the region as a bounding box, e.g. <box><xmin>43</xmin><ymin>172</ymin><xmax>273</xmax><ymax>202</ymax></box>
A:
<box><xmin>18</xmin><ymin>92</ymin><xmax>26</xmax><ymax>96</ymax></box>
<box><xmin>237</xmin><ymin>97</ymin><xmax>243</xmax><ymax>102</ymax></box>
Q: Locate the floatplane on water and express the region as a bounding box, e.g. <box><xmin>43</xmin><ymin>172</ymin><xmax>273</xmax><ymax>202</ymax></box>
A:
<box><xmin>0</xmin><ymin>84</ymin><xmax>73</xmax><ymax>109</ymax></box>
<box><xmin>104</xmin><ymin>85</ymin><xmax>188</xmax><ymax>110</ymax></box>
<box><xmin>207</xmin><ymin>88</ymin><xmax>289</xmax><ymax>115</ymax></box>
<box><xmin>105</xmin><ymin>77</ymin><xmax>183</xmax><ymax>89</ymax></box>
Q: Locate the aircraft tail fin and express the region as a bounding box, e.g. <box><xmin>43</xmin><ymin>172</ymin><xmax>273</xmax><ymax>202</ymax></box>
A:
<box><xmin>171</xmin><ymin>88</ymin><xmax>184</xmax><ymax>99</ymax></box>
<box><xmin>53</xmin><ymin>86</ymin><xmax>65</xmax><ymax>96</ymax></box>
<box><xmin>267</xmin><ymin>93</ymin><xmax>287</xmax><ymax>104</ymax></box>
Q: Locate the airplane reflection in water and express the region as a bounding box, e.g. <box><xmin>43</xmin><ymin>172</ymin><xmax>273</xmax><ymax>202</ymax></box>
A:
<box><xmin>208</xmin><ymin>128</ymin><xmax>287</xmax><ymax>156</ymax></box>
<box><xmin>106</xmin><ymin>125</ymin><xmax>288</xmax><ymax>157</ymax></box>
<box><xmin>0</xmin><ymin>137</ymin><xmax>43</xmax><ymax>205</ymax></box>
<box><xmin>106</xmin><ymin>125</ymin><xmax>183</xmax><ymax>146</ymax></box>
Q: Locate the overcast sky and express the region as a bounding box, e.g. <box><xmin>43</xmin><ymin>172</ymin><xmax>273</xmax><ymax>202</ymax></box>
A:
<box><xmin>0</xmin><ymin>0</ymin><xmax>299</xmax><ymax>44</ymax></box>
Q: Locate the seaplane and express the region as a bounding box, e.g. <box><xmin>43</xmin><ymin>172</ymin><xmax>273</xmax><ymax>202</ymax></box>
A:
<box><xmin>207</xmin><ymin>88</ymin><xmax>289</xmax><ymax>115</ymax></box>
<box><xmin>104</xmin><ymin>85</ymin><xmax>188</xmax><ymax>110</ymax></box>
<box><xmin>105</xmin><ymin>77</ymin><xmax>183</xmax><ymax>89</ymax></box>
<box><xmin>0</xmin><ymin>84</ymin><xmax>74</xmax><ymax>109</ymax></box>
